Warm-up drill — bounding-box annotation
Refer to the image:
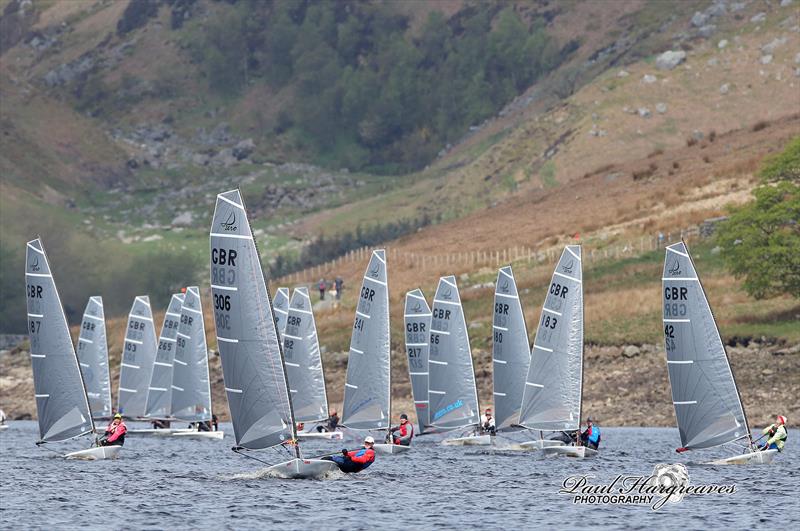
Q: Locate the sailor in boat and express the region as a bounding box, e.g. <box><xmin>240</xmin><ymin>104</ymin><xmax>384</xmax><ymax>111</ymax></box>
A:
<box><xmin>316</xmin><ymin>409</ymin><xmax>340</xmax><ymax>433</ymax></box>
<box><xmin>0</xmin><ymin>408</ymin><xmax>6</xmax><ymax>425</ymax></box>
<box><xmin>322</xmin><ymin>436</ymin><xmax>376</xmax><ymax>473</ymax></box>
<box><xmin>296</xmin><ymin>421</ymin><xmax>305</xmax><ymax>433</ymax></box>
<box><xmin>580</xmin><ymin>417</ymin><xmax>601</xmax><ymax>450</ymax></box>
<box><xmin>151</xmin><ymin>419</ymin><xmax>170</xmax><ymax>430</ymax></box>
<box><xmin>760</xmin><ymin>415</ymin><xmax>788</xmax><ymax>452</ymax></box>
<box><xmin>480</xmin><ymin>408</ymin><xmax>496</xmax><ymax>436</ymax></box>
<box><xmin>99</xmin><ymin>414</ymin><xmax>127</xmax><ymax>447</ymax></box>
<box><xmin>388</xmin><ymin>413</ymin><xmax>414</xmax><ymax>446</ymax></box>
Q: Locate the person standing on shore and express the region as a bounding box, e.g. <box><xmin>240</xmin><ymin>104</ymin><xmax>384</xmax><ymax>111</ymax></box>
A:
<box><xmin>318</xmin><ymin>278</ymin><xmax>326</xmax><ymax>300</ymax></box>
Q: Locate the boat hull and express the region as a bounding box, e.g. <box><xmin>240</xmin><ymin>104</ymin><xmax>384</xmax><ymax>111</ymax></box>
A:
<box><xmin>0</xmin><ymin>425</ymin><xmax>8</xmax><ymax>432</ymax></box>
<box><xmin>372</xmin><ymin>443</ymin><xmax>411</xmax><ymax>455</ymax></box>
<box><xmin>64</xmin><ymin>445</ymin><xmax>122</xmax><ymax>460</ymax></box>
<box><xmin>170</xmin><ymin>430</ymin><xmax>224</xmax><ymax>440</ymax></box>
<box><xmin>297</xmin><ymin>431</ymin><xmax>344</xmax><ymax>441</ymax></box>
<box><xmin>542</xmin><ymin>445</ymin><xmax>598</xmax><ymax>458</ymax></box>
<box><xmin>517</xmin><ymin>439</ymin><xmax>566</xmax><ymax>451</ymax></box>
<box><xmin>442</xmin><ymin>434</ymin><xmax>492</xmax><ymax>446</ymax></box>
<box><xmin>706</xmin><ymin>449</ymin><xmax>777</xmax><ymax>465</ymax></box>
<box><xmin>265</xmin><ymin>458</ymin><xmax>340</xmax><ymax>479</ymax></box>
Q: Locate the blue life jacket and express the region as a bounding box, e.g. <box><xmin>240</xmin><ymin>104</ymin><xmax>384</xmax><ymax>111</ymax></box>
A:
<box><xmin>588</xmin><ymin>426</ymin><xmax>600</xmax><ymax>444</ymax></box>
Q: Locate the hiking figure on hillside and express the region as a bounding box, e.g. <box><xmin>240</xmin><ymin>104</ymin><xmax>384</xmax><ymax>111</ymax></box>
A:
<box><xmin>335</xmin><ymin>277</ymin><xmax>344</xmax><ymax>300</ymax></box>
<box><xmin>318</xmin><ymin>278</ymin><xmax>326</xmax><ymax>300</ymax></box>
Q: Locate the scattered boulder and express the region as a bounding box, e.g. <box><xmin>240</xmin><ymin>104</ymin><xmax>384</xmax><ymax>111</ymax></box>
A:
<box><xmin>761</xmin><ymin>54</ymin><xmax>773</xmax><ymax>65</ymax></box>
<box><xmin>617</xmin><ymin>70</ymin><xmax>630</xmax><ymax>77</ymax></box>
<box><xmin>642</xmin><ymin>74</ymin><xmax>657</xmax><ymax>84</ymax></box>
<box><xmin>781</xmin><ymin>0</ymin><xmax>793</xmax><ymax>7</ymax></box>
<box><xmin>655</xmin><ymin>102</ymin><xmax>668</xmax><ymax>114</ymax></box>
<box><xmin>141</xmin><ymin>234</ymin><xmax>163</xmax><ymax>242</ymax></box>
<box><xmin>718</xmin><ymin>39</ymin><xmax>728</xmax><ymax>49</ymax></box>
<box><xmin>622</xmin><ymin>345</ymin><xmax>641</xmax><ymax>358</ymax></box>
<box><xmin>719</xmin><ymin>83</ymin><xmax>730</xmax><ymax>94</ymax></box>
<box><xmin>638</xmin><ymin>107</ymin><xmax>651</xmax><ymax>118</ymax></box>
<box><xmin>171</xmin><ymin>211</ymin><xmax>194</xmax><ymax>227</ymax></box>
<box><xmin>707</xmin><ymin>57</ymin><xmax>719</xmax><ymax>66</ymax></box>
<box><xmin>656</xmin><ymin>50</ymin><xmax>686</xmax><ymax>70</ymax></box>
<box><xmin>762</xmin><ymin>37</ymin><xmax>787</xmax><ymax>55</ymax></box>
<box><xmin>692</xmin><ymin>130</ymin><xmax>704</xmax><ymax>141</ymax></box>
<box><xmin>751</xmin><ymin>12</ymin><xmax>767</xmax><ymax>24</ymax></box>
<box><xmin>232</xmin><ymin>138</ymin><xmax>255</xmax><ymax>160</ymax></box>
<box><xmin>698</xmin><ymin>25</ymin><xmax>717</xmax><ymax>38</ymax></box>
<box><xmin>691</xmin><ymin>11</ymin><xmax>709</xmax><ymax>28</ymax></box>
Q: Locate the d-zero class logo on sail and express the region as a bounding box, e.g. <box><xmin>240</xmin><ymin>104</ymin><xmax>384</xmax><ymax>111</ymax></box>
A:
<box><xmin>369</xmin><ymin>263</ymin><xmax>380</xmax><ymax>278</ymax></box>
<box><xmin>30</xmin><ymin>256</ymin><xmax>41</xmax><ymax>272</ymax></box>
<box><xmin>499</xmin><ymin>279</ymin><xmax>510</xmax><ymax>293</ymax></box>
<box><xmin>412</xmin><ymin>302</ymin><xmax>423</xmax><ymax>313</ymax></box>
<box><xmin>220</xmin><ymin>211</ymin><xmax>237</xmax><ymax>232</ymax></box>
<box><xmin>561</xmin><ymin>259</ymin><xmax>574</xmax><ymax>275</ymax></box>
<box><xmin>441</xmin><ymin>288</ymin><xmax>453</xmax><ymax>300</ymax></box>
<box><xmin>668</xmin><ymin>260</ymin><xmax>682</xmax><ymax>276</ymax></box>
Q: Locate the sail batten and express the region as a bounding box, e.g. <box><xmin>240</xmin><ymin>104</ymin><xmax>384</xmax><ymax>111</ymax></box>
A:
<box><xmin>210</xmin><ymin>190</ymin><xmax>294</xmax><ymax>450</ymax></box>
<box><xmin>171</xmin><ymin>287</ymin><xmax>212</xmax><ymax>422</ymax></box>
<box><xmin>492</xmin><ymin>267</ymin><xmax>531</xmax><ymax>430</ymax></box>
<box><xmin>273</xmin><ymin>287</ymin><xmax>290</xmax><ymax>341</ymax></box>
<box><xmin>25</xmin><ymin>238</ymin><xmax>94</xmax><ymax>442</ymax></box>
<box><xmin>404</xmin><ymin>289</ymin><xmax>432</xmax><ymax>433</ymax></box>
<box><xmin>144</xmin><ymin>293</ymin><xmax>185</xmax><ymax>418</ymax></box>
<box><xmin>76</xmin><ymin>296</ymin><xmax>112</xmax><ymax>420</ymax></box>
<box><xmin>519</xmin><ymin>246</ymin><xmax>584</xmax><ymax>431</ymax></box>
<box><xmin>283</xmin><ymin>287</ymin><xmax>329</xmax><ymax>423</ymax></box>
<box><xmin>341</xmin><ymin>250</ymin><xmax>391</xmax><ymax>430</ymax></box>
<box><xmin>427</xmin><ymin>276</ymin><xmax>480</xmax><ymax>429</ymax></box>
<box><xmin>662</xmin><ymin>241</ymin><xmax>748</xmax><ymax>450</ymax></box>
<box><xmin>117</xmin><ymin>296</ymin><xmax>158</xmax><ymax>418</ymax></box>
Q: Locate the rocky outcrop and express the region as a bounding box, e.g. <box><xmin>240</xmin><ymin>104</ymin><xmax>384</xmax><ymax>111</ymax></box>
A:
<box><xmin>655</xmin><ymin>50</ymin><xmax>686</xmax><ymax>70</ymax></box>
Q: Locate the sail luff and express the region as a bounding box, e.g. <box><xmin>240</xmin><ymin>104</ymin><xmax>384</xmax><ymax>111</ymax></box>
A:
<box><xmin>273</xmin><ymin>287</ymin><xmax>290</xmax><ymax>342</ymax></box>
<box><xmin>662</xmin><ymin>241</ymin><xmax>749</xmax><ymax>450</ymax></box>
<box><xmin>341</xmin><ymin>249</ymin><xmax>391</xmax><ymax>430</ymax></box>
<box><xmin>209</xmin><ymin>189</ymin><xmax>295</xmax><ymax>452</ymax></box>
<box><xmin>25</xmin><ymin>238</ymin><xmax>94</xmax><ymax>442</ymax></box>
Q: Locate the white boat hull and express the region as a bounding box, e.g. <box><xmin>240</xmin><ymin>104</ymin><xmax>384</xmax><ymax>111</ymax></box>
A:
<box><xmin>171</xmin><ymin>430</ymin><xmax>224</xmax><ymax>440</ymax></box>
<box><xmin>128</xmin><ymin>428</ymin><xmax>195</xmax><ymax>436</ymax></box>
<box><xmin>0</xmin><ymin>425</ymin><xmax>8</xmax><ymax>432</ymax></box>
<box><xmin>297</xmin><ymin>431</ymin><xmax>344</xmax><ymax>441</ymax></box>
<box><xmin>542</xmin><ymin>445</ymin><xmax>598</xmax><ymax>458</ymax></box>
<box><xmin>706</xmin><ymin>449</ymin><xmax>777</xmax><ymax>465</ymax></box>
<box><xmin>65</xmin><ymin>445</ymin><xmax>122</xmax><ymax>460</ymax></box>
<box><xmin>517</xmin><ymin>439</ymin><xmax>566</xmax><ymax>451</ymax></box>
<box><xmin>264</xmin><ymin>458</ymin><xmax>340</xmax><ymax>479</ymax></box>
<box><xmin>372</xmin><ymin>443</ymin><xmax>412</xmax><ymax>455</ymax></box>
<box><xmin>442</xmin><ymin>434</ymin><xmax>492</xmax><ymax>446</ymax></box>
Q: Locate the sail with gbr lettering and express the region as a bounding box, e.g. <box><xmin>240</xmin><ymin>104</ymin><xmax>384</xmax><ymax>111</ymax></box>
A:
<box><xmin>404</xmin><ymin>289</ymin><xmax>432</xmax><ymax>434</ymax></box>
<box><xmin>283</xmin><ymin>287</ymin><xmax>329</xmax><ymax>423</ymax></box>
<box><xmin>209</xmin><ymin>190</ymin><xmax>295</xmax><ymax>449</ymax></box>
<box><xmin>427</xmin><ymin>276</ymin><xmax>480</xmax><ymax>429</ymax></box>
<box><xmin>492</xmin><ymin>266</ymin><xmax>531</xmax><ymax>430</ymax></box>
<box><xmin>77</xmin><ymin>296</ymin><xmax>112</xmax><ymax>420</ymax></box>
<box><xmin>171</xmin><ymin>286</ymin><xmax>212</xmax><ymax>422</ymax></box>
<box><xmin>519</xmin><ymin>246</ymin><xmax>583</xmax><ymax>431</ymax></box>
<box><xmin>118</xmin><ymin>296</ymin><xmax>158</xmax><ymax>418</ymax></box>
<box><xmin>144</xmin><ymin>293</ymin><xmax>185</xmax><ymax>418</ymax></box>
<box><xmin>341</xmin><ymin>250</ymin><xmax>391</xmax><ymax>430</ymax></box>
<box><xmin>25</xmin><ymin>238</ymin><xmax>94</xmax><ymax>442</ymax></box>
<box><xmin>662</xmin><ymin>241</ymin><xmax>749</xmax><ymax>450</ymax></box>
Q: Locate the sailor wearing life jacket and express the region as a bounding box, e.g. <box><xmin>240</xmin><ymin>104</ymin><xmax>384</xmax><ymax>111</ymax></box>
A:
<box><xmin>580</xmin><ymin>416</ymin><xmax>601</xmax><ymax>450</ymax></box>
<box><xmin>761</xmin><ymin>415</ymin><xmax>788</xmax><ymax>452</ymax></box>
<box><xmin>100</xmin><ymin>413</ymin><xmax>127</xmax><ymax>446</ymax></box>
<box><xmin>323</xmin><ymin>436</ymin><xmax>376</xmax><ymax>473</ymax></box>
<box><xmin>390</xmin><ymin>413</ymin><xmax>414</xmax><ymax>446</ymax></box>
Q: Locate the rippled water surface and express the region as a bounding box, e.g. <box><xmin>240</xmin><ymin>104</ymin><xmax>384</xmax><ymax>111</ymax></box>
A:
<box><xmin>1</xmin><ymin>422</ymin><xmax>796</xmax><ymax>529</ymax></box>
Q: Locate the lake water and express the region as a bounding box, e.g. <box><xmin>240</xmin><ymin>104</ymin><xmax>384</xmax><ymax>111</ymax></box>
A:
<box><xmin>0</xmin><ymin>422</ymin><xmax>796</xmax><ymax>529</ymax></box>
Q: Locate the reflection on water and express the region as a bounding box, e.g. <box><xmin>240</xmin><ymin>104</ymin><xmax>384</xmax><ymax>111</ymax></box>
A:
<box><xmin>0</xmin><ymin>422</ymin><xmax>796</xmax><ymax>529</ymax></box>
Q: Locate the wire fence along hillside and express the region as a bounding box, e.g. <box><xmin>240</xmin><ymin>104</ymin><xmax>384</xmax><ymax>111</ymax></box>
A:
<box><xmin>276</xmin><ymin>225</ymin><xmax>709</xmax><ymax>285</ymax></box>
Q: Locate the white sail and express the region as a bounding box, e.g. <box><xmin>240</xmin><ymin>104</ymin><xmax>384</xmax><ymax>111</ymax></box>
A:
<box><xmin>76</xmin><ymin>296</ymin><xmax>112</xmax><ymax>420</ymax></box>
<box><xmin>519</xmin><ymin>246</ymin><xmax>584</xmax><ymax>431</ymax></box>
<box><xmin>404</xmin><ymin>289</ymin><xmax>432</xmax><ymax>433</ymax></box>
<box><xmin>25</xmin><ymin>238</ymin><xmax>94</xmax><ymax>442</ymax></box>
<box><xmin>171</xmin><ymin>286</ymin><xmax>212</xmax><ymax>422</ymax></box>
<box><xmin>144</xmin><ymin>293</ymin><xmax>185</xmax><ymax>418</ymax></box>
<box><xmin>117</xmin><ymin>296</ymin><xmax>159</xmax><ymax>418</ymax></box>
<box><xmin>273</xmin><ymin>287</ymin><xmax>290</xmax><ymax>341</ymax></box>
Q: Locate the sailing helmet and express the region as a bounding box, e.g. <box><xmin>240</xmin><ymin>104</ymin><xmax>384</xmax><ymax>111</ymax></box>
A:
<box><xmin>485</xmin><ymin>408</ymin><xmax>492</xmax><ymax>414</ymax></box>
<box><xmin>364</xmin><ymin>436</ymin><xmax>375</xmax><ymax>444</ymax></box>
<box><xmin>400</xmin><ymin>413</ymin><xmax>408</xmax><ymax>420</ymax></box>
<box><xmin>777</xmin><ymin>415</ymin><xmax>787</xmax><ymax>425</ymax></box>
<box><xmin>114</xmin><ymin>413</ymin><xmax>122</xmax><ymax>419</ymax></box>
<box><xmin>587</xmin><ymin>416</ymin><xmax>594</xmax><ymax>423</ymax></box>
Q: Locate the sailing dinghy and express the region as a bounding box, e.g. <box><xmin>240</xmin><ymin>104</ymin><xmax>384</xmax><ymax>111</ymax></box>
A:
<box><xmin>76</xmin><ymin>296</ymin><xmax>112</xmax><ymax>421</ymax></box>
<box><xmin>130</xmin><ymin>293</ymin><xmax>194</xmax><ymax>436</ymax></box>
<box><xmin>118</xmin><ymin>296</ymin><xmax>158</xmax><ymax>420</ymax></box>
<box><xmin>25</xmin><ymin>238</ymin><xmax>120</xmax><ymax>460</ymax></box>
<box><xmin>273</xmin><ymin>287</ymin><xmax>290</xmax><ymax>340</ymax></box>
<box><xmin>341</xmin><ymin>250</ymin><xmax>408</xmax><ymax>455</ymax></box>
<box><xmin>210</xmin><ymin>190</ymin><xmax>338</xmax><ymax>479</ymax></box>
<box><xmin>518</xmin><ymin>246</ymin><xmax>593</xmax><ymax>457</ymax></box>
<box><xmin>404</xmin><ymin>289</ymin><xmax>433</xmax><ymax>435</ymax></box>
<box><xmin>284</xmin><ymin>287</ymin><xmax>343</xmax><ymax>441</ymax></box>
<box><xmin>663</xmin><ymin>241</ymin><xmax>776</xmax><ymax>465</ymax></box>
<box><xmin>427</xmin><ymin>276</ymin><xmax>486</xmax><ymax>446</ymax></box>
<box><xmin>169</xmin><ymin>286</ymin><xmax>223</xmax><ymax>440</ymax></box>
